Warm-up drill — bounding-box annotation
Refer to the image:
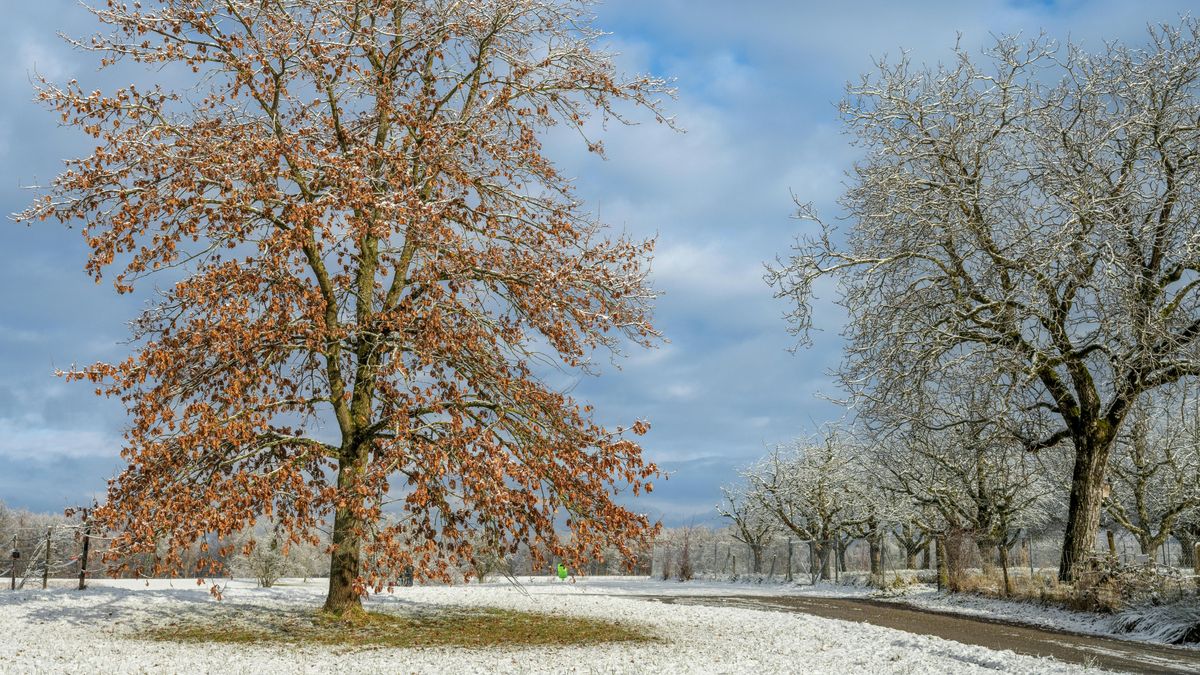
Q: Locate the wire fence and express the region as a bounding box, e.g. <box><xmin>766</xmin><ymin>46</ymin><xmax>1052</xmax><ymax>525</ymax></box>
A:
<box><xmin>644</xmin><ymin>525</ymin><xmax>1200</xmax><ymax>605</ymax></box>
<box><xmin>3</xmin><ymin>515</ymin><xmax>1199</xmax><ymax>607</ymax></box>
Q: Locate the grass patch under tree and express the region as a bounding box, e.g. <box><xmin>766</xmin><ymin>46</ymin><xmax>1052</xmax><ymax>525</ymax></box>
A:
<box><xmin>144</xmin><ymin>607</ymin><xmax>658</xmax><ymax>650</ymax></box>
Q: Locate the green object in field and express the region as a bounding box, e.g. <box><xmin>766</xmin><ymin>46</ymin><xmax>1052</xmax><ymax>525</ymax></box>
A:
<box><xmin>556</xmin><ymin>563</ymin><xmax>569</xmax><ymax>580</ymax></box>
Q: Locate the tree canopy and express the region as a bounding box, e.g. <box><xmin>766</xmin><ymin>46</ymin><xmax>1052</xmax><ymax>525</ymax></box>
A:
<box><xmin>770</xmin><ymin>24</ymin><xmax>1200</xmax><ymax>579</ymax></box>
<box><xmin>19</xmin><ymin>0</ymin><xmax>672</xmax><ymax>613</ymax></box>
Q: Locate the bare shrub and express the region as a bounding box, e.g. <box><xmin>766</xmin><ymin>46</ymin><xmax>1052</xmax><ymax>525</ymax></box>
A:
<box><xmin>677</xmin><ymin>530</ymin><xmax>695</xmax><ymax>582</ymax></box>
<box><xmin>236</xmin><ymin>537</ymin><xmax>292</xmax><ymax>589</ymax></box>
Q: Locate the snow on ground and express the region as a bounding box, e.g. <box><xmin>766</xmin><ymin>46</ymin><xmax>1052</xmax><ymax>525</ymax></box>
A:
<box><xmin>0</xmin><ymin>576</ymin><xmax>1098</xmax><ymax>674</ymax></box>
<box><xmin>557</xmin><ymin>575</ymin><xmax>1197</xmax><ymax>647</ymax></box>
<box><xmin>658</xmin><ymin>573</ymin><xmax>1198</xmax><ymax>650</ymax></box>
<box><xmin>877</xmin><ymin>584</ymin><xmax>1200</xmax><ymax>649</ymax></box>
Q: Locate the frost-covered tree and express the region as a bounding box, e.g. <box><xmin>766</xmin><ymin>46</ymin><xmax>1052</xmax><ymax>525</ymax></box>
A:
<box><xmin>866</xmin><ymin>363</ymin><xmax>1056</xmax><ymax>593</ymax></box>
<box><xmin>0</xmin><ymin>501</ymin><xmax>12</xmax><ymax>548</ymax></box>
<box><xmin>746</xmin><ymin>434</ymin><xmax>866</xmax><ymax>581</ymax></box>
<box><xmin>878</xmin><ymin>425</ymin><xmax>1053</xmax><ymax>560</ymax></box>
<box><xmin>233</xmin><ymin>532</ymin><xmax>293</xmax><ymax>588</ymax></box>
<box><xmin>893</xmin><ymin>511</ymin><xmax>935</xmax><ymax>570</ymax></box>
<box><xmin>770</xmin><ymin>24</ymin><xmax>1200</xmax><ymax>581</ymax></box>
<box><xmin>717</xmin><ymin>483</ymin><xmax>775</xmax><ymax>574</ymax></box>
<box><xmin>843</xmin><ymin>448</ymin><xmax>910</xmax><ymax>581</ymax></box>
<box><xmin>1106</xmin><ymin>391</ymin><xmax>1200</xmax><ymax>557</ymax></box>
<box><xmin>1176</xmin><ymin>509</ymin><xmax>1200</xmax><ymax>568</ymax></box>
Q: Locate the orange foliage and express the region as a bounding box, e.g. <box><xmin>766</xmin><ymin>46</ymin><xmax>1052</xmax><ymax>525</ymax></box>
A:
<box><xmin>19</xmin><ymin>0</ymin><xmax>672</xmax><ymax>610</ymax></box>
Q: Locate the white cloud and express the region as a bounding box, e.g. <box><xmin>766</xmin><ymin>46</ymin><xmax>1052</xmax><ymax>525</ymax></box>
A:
<box><xmin>662</xmin><ymin>382</ymin><xmax>697</xmax><ymax>401</ymax></box>
<box><xmin>652</xmin><ymin>241</ymin><xmax>764</xmax><ymax>299</ymax></box>
<box><xmin>0</xmin><ymin>417</ymin><xmax>120</xmax><ymax>461</ymax></box>
<box><xmin>11</xmin><ymin>35</ymin><xmax>71</xmax><ymax>83</ymax></box>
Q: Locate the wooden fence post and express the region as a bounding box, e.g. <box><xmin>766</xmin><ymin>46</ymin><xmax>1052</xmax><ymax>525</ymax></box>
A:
<box><xmin>809</xmin><ymin>541</ymin><xmax>817</xmax><ymax>584</ymax></box>
<box><xmin>1027</xmin><ymin>535</ymin><xmax>1035</xmax><ymax>580</ymax></box>
<box><xmin>42</xmin><ymin>527</ymin><xmax>52</xmax><ymax>589</ymax></box>
<box><xmin>78</xmin><ymin>509</ymin><xmax>91</xmax><ymax>591</ymax></box>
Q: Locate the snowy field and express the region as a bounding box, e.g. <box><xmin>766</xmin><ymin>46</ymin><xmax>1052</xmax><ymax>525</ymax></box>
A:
<box><xmin>0</xmin><ymin>577</ymin><xmax>1098</xmax><ymax>674</ymax></box>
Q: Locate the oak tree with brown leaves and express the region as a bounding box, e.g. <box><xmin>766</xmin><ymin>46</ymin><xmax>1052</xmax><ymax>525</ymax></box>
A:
<box><xmin>18</xmin><ymin>0</ymin><xmax>670</xmax><ymax>615</ymax></box>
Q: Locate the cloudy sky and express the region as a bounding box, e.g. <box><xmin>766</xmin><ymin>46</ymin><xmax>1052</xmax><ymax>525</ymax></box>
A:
<box><xmin>0</xmin><ymin>0</ymin><xmax>1195</xmax><ymax>523</ymax></box>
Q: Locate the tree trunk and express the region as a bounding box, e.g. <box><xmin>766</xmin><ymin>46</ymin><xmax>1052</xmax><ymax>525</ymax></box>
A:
<box><xmin>1106</xmin><ymin>530</ymin><xmax>1118</xmax><ymax>560</ymax></box>
<box><xmin>975</xmin><ymin>535</ymin><xmax>997</xmax><ymax>575</ymax></box>
<box><xmin>750</xmin><ymin>543</ymin><xmax>764</xmax><ymax>574</ymax></box>
<box><xmin>920</xmin><ymin>541</ymin><xmax>932</xmax><ymax>570</ymax></box>
<box><xmin>1137</xmin><ymin>534</ymin><xmax>1156</xmax><ymax>558</ymax></box>
<box><xmin>786</xmin><ymin>539</ymin><xmax>794</xmax><ymax>582</ymax></box>
<box><xmin>943</xmin><ymin>530</ymin><xmax>972</xmax><ymax>591</ymax></box>
<box><xmin>1137</xmin><ymin>528</ymin><xmax>1156</xmax><ymax>554</ymax></box>
<box><xmin>1179</xmin><ymin>535</ymin><xmax>1196</xmax><ymax>567</ymax></box>
<box><xmin>1059</xmin><ymin>438</ymin><xmax>1111</xmax><ymax>582</ymax></box>
<box><xmin>935</xmin><ymin>537</ymin><xmax>947</xmax><ymax>591</ymax></box>
<box><xmin>813</xmin><ymin>541</ymin><xmax>833</xmax><ymax>581</ymax></box>
<box><xmin>807</xmin><ymin>541</ymin><xmax>815</xmax><ymax>581</ymax></box>
<box><xmin>324</xmin><ymin>451</ymin><xmax>367</xmax><ymax>616</ymax></box>
<box><xmin>868</xmin><ymin>533</ymin><xmax>883</xmax><ymax>585</ymax></box>
<box><xmin>900</xmin><ymin>523</ymin><xmax>920</xmax><ymax>570</ymax></box>
<box><xmin>836</xmin><ymin>539</ymin><xmax>848</xmax><ymax>573</ymax></box>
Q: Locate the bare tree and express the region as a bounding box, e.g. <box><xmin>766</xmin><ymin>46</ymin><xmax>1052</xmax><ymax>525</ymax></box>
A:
<box><xmin>1176</xmin><ymin>509</ymin><xmax>1200</xmax><ymax>568</ymax></box>
<box><xmin>1105</xmin><ymin>390</ymin><xmax>1200</xmax><ymax>557</ymax></box>
<box><xmin>233</xmin><ymin>533</ymin><xmax>293</xmax><ymax>589</ymax></box>
<box><xmin>746</xmin><ymin>434</ymin><xmax>866</xmax><ymax>581</ymax></box>
<box><xmin>717</xmin><ymin>484</ymin><xmax>774</xmax><ymax>574</ymax></box>
<box><xmin>869</xmin><ymin>365</ymin><xmax>1057</xmax><ymax>582</ymax></box>
<box><xmin>894</xmin><ymin>516</ymin><xmax>933</xmax><ymax>571</ymax></box>
<box><xmin>0</xmin><ymin>501</ymin><xmax>12</xmax><ymax>548</ymax></box>
<box><xmin>675</xmin><ymin>525</ymin><xmax>695</xmax><ymax>581</ymax></box>
<box><xmin>769</xmin><ymin>25</ymin><xmax>1200</xmax><ymax>580</ymax></box>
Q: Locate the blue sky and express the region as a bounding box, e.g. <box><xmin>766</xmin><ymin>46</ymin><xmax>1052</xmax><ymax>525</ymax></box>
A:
<box><xmin>0</xmin><ymin>0</ymin><xmax>1195</xmax><ymax>524</ymax></box>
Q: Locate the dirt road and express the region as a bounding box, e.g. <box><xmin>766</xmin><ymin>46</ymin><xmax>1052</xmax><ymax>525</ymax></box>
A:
<box><xmin>637</xmin><ymin>594</ymin><xmax>1200</xmax><ymax>674</ymax></box>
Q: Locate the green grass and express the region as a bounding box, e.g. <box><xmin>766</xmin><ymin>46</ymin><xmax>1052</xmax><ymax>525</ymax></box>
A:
<box><xmin>143</xmin><ymin>606</ymin><xmax>658</xmax><ymax>649</ymax></box>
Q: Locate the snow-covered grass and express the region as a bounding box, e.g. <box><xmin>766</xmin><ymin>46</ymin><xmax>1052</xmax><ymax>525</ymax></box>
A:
<box><xmin>880</xmin><ymin>584</ymin><xmax>1200</xmax><ymax>649</ymax></box>
<box><xmin>1110</xmin><ymin>603</ymin><xmax>1200</xmax><ymax>645</ymax></box>
<box><xmin>0</xmin><ymin>576</ymin><xmax>1097</xmax><ymax>673</ymax></box>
